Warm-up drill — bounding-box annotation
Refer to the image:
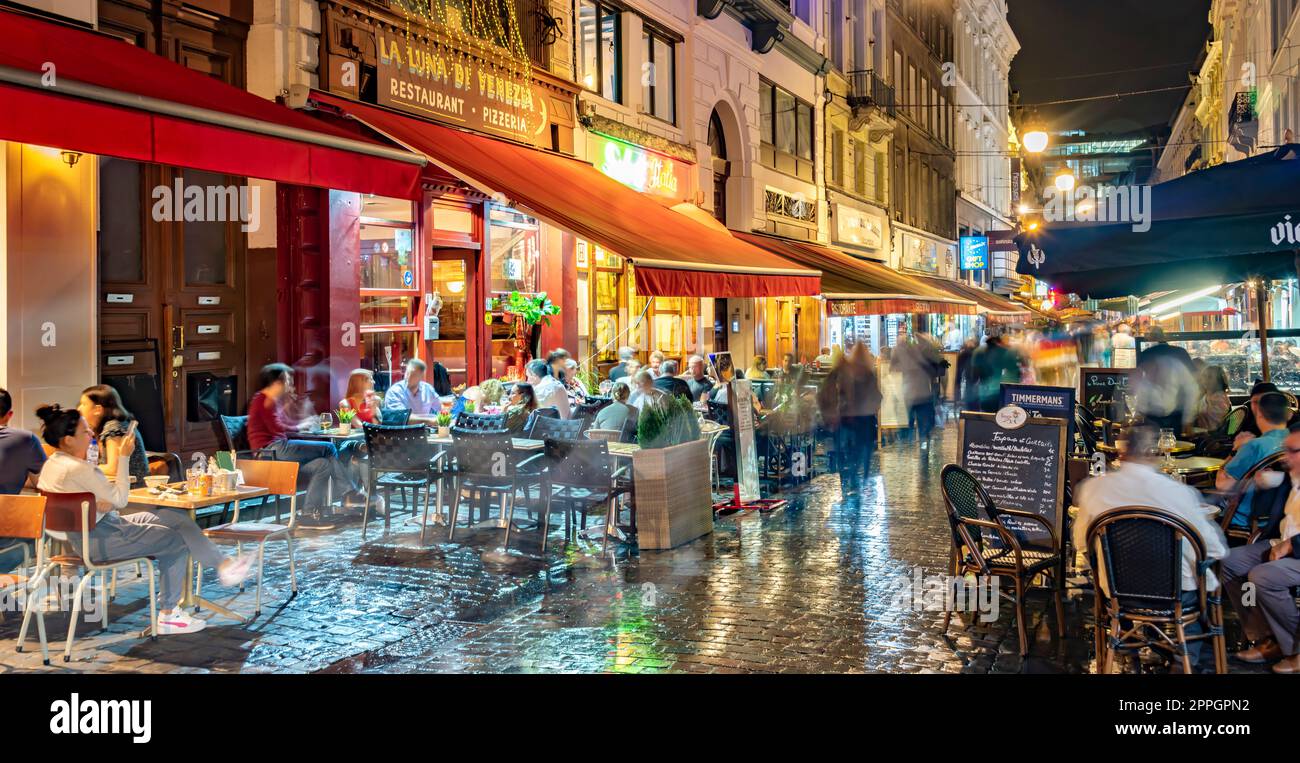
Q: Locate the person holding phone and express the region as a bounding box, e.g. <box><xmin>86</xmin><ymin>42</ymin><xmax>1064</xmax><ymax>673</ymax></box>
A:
<box><xmin>78</xmin><ymin>384</ymin><xmax>149</xmax><ymax>485</ymax></box>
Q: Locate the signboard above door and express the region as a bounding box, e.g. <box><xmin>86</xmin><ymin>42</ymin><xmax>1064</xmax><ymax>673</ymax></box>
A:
<box><xmin>375</xmin><ymin>30</ymin><xmax>548</xmax><ymax>143</ymax></box>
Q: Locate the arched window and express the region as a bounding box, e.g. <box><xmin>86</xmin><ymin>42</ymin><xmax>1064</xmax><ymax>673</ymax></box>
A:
<box><xmin>708</xmin><ymin>109</ymin><xmax>729</xmax><ymax>225</ymax></box>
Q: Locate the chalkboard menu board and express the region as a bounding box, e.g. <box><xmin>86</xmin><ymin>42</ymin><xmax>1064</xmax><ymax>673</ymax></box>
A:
<box><xmin>958</xmin><ymin>411</ymin><xmax>1068</xmax><ymax>549</ymax></box>
<box><xmin>729</xmin><ymin>379</ymin><xmax>760</xmax><ymax>503</ymax></box>
<box><xmin>1079</xmin><ymin>367</ymin><xmax>1132</xmax><ymax>421</ymax></box>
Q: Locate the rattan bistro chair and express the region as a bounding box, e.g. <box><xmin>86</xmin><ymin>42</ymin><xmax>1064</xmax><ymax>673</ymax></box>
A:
<box><xmin>1215</xmin><ymin>450</ymin><xmax>1287</xmax><ymax>541</ymax></box>
<box><xmin>939</xmin><ymin>464</ymin><xmax>1067</xmax><ymax>656</ymax></box>
<box><xmin>1084</xmin><ymin>508</ymin><xmax>1227</xmax><ymax>674</ymax></box>
<box><xmin>21</xmin><ymin>492</ymin><xmax>159</xmax><ymax>664</ymax></box>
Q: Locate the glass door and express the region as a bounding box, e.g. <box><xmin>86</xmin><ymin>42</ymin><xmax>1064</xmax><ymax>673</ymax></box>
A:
<box><xmin>429</xmin><ymin>250</ymin><xmax>474</xmax><ymax>388</ymax></box>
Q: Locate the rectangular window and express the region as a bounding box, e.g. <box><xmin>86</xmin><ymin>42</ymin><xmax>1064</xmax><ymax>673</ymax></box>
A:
<box><xmin>359</xmin><ymin>195</ymin><xmax>418</xmax><ymax>389</ymax></box>
<box><xmin>854</xmin><ymin>139</ymin><xmax>868</xmax><ymax>196</ymax></box>
<box><xmin>831</xmin><ymin>127</ymin><xmax>845</xmax><ymax>187</ymax></box>
<box><xmin>893</xmin><ymin>49</ymin><xmax>902</xmax><ymax>88</ymax></box>
<box><xmin>759</xmin><ymin>78</ymin><xmax>815</xmax><ymax>178</ymax></box>
<box><xmin>487</xmin><ymin>206</ymin><xmax>541</xmax><ymax>295</ymax></box>
<box><xmin>578</xmin><ymin>0</ymin><xmax>621</xmax><ymax>102</ymax></box>
<box><xmin>908</xmin><ymin>64</ymin><xmax>917</xmax><ymax>120</ymax></box>
<box><xmin>640</xmin><ymin>29</ymin><xmax>675</xmax><ymax>123</ymax></box>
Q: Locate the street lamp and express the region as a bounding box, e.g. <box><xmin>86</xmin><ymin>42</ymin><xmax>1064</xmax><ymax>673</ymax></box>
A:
<box><xmin>1022</xmin><ymin>129</ymin><xmax>1049</xmax><ymax>154</ymax></box>
<box><xmin>1054</xmin><ymin>170</ymin><xmax>1076</xmax><ymax>192</ymax></box>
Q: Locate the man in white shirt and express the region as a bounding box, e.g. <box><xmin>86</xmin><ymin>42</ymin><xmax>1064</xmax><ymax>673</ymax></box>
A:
<box><xmin>1220</xmin><ymin>423</ymin><xmax>1300</xmax><ymax>672</ymax></box>
<box><xmin>525</xmin><ymin>359</ymin><xmax>570</xmax><ymax>418</ymax></box>
<box><xmin>1074</xmin><ymin>425</ymin><xmax>1227</xmax><ymax>672</ymax></box>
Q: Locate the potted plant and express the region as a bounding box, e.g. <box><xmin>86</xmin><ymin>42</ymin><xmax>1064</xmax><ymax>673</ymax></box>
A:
<box><xmin>435</xmin><ymin>411</ymin><xmax>452</xmax><ymax>437</ymax></box>
<box><xmin>485</xmin><ymin>291</ymin><xmax>560</xmax><ymax>371</ymax></box>
<box><xmin>335</xmin><ymin>406</ymin><xmax>357</xmax><ymax>435</ymax></box>
<box><xmin>632</xmin><ymin>394</ymin><xmax>711</xmax><ymax>549</ymax></box>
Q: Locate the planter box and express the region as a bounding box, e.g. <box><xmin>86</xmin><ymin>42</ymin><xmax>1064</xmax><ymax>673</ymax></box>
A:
<box><xmin>632</xmin><ymin>438</ymin><xmax>713</xmax><ymax>550</ymax></box>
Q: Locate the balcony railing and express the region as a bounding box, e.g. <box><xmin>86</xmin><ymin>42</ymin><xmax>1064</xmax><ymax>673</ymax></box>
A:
<box><xmin>847</xmin><ymin>69</ymin><xmax>895</xmax><ymax>118</ymax></box>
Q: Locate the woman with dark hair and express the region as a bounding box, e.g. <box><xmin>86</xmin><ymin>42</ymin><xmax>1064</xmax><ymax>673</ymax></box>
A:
<box><xmin>503</xmin><ymin>382</ymin><xmax>538</xmax><ymax>433</ymax></box>
<box><xmin>78</xmin><ymin>384</ymin><xmax>148</xmax><ymax>485</ymax></box>
<box><xmin>1195</xmin><ymin>364</ymin><xmax>1232</xmax><ymax>432</ymax></box>
<box><xmin>34</xmin><ymin>404</ymin><xmax>252</xmax><ymax>635</ymax></box>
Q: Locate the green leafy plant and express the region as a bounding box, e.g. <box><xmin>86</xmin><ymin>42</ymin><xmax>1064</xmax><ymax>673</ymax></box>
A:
<box><xmin>483</xmin><ymin>291</ymin><xmax>560</xmax><ymax>326</ymax></box>
<box><xmin>335</xmin><ymin>407</ymin><xmax>357</xmax><ymax>424</ymax></box>
<box><xmin>464</xmin><ymin>400</ymin><xmax>476</xmax><ymax>414</ymax></box>
<box><xmin>435</xmin><ymin>412</ymin><xmax>452</xmax><ymax>427</ymax></box>
<box><xmin>573</xmin><ymin>366</ymin><xmax>601</xmax><ymax>396</ymax></box>
<box><xmin>636</xmin><ymin>394</ymin><xmax>701</xmax><ymax>450</ymax></box>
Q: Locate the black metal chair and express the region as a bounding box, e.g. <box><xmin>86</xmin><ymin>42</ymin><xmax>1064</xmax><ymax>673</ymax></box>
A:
<box><xmin>1084</xmin><ymin>507</ymin><xmax>1226</xmax><ymax>674</ymax></box>
<box><xmin>573</xmin><ymin>396</ymin><xmax>612</xmax><ymax>428</ymax></box>
<box><xmin>542</xmin><ymin>437</ymin><xmax>632</xmax><ymax>553</ymax></box>
<box><xmin>446</xmin><ymin>430</ymin><xmax>545</xmax><ymax>552</ymax></box>
<box><xmin>454</xmin><ymin>412</ymin><xmax>507</xmax><ymax>432</ymax></box>
<box><xmin>524</xmin><ymin>406</ymin><xmax>561</xmax><ymax>433</ymax></box>
<box><xmin>939</xmin><ymin>464</ymin><xmax>1067</xmax><ymax>656</ymax></box>
<box><xmin>527</xmin><ymin>415</ymin><xmax>586</xmax><ymax>441</ymax></box>
<box><xmin>379</xmin><ymin>408</ymin><xmax>411</xmax><ymax>426</ymax></box>
<box><xmin>211</xmin><ymin>415</ymin><xmax>276</xmax><ymax>460</ymax></box>
<box><xmin>360</xmin><ymin>423</ymin><xmax>445</xmax><ymax>541</ymax></box>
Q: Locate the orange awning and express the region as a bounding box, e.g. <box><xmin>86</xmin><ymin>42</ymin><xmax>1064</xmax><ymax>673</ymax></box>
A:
<box><xmin>733</xmin><ymin>232</ymin><xmax>977</xmax><ymax>316</ymax></box>
<box><xmin>309</xmin><ymin>93</ymin><xmax>820</xmax><ymax>298</ymax></box>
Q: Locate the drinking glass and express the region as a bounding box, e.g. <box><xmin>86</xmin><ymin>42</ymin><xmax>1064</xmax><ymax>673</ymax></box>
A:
<box><xmin>319</xmin><ymin>412</ymin><xmax>334</xmax><ymax>432</ymax></box>
<box><xmin>1158</xmin><ymin>428</ymin><xmax>1176</xmax><ymax>468</ymax></box>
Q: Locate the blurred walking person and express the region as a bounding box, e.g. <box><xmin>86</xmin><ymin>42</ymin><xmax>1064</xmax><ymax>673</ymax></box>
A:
<box><xmin>834</xmin><ymin>344</ymin><xmax>883</xmax><ymax>496</ymax></box>
<box><xmin>895</xmin><ymin>330</ymin><xmax>942</xmax><ymax>449</ymax></box>
<box><xmin>971</xmin><ymin>334</ymin><xmax>1021</xmax><ymax>413</ymax></box>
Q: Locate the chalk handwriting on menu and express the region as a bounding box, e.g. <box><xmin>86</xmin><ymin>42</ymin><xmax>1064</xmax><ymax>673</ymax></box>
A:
<box><xmin>958</xmin><ymin>414</ymin><xmax>1066</xmax><ymax>549</ymax></box>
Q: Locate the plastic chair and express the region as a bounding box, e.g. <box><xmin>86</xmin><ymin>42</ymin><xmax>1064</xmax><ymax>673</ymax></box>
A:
<box><xmin>446</xmin><ymin>430</ymin><xmax>545</xmax><ymax>551</ymax></box>
<box><xmin>0</xmin><ymin>495</ymin><xmax>44</xmax><ymax>633</ymax></box>
<box><xmin>1085</xmin><ymin>507</ymin><xmax>1226</xmax><ymax>674</ymax></box>
<box><xmin>542</xmin><ymin>437</ymin><xmax>632</xmax><ymax>553</ymax></box>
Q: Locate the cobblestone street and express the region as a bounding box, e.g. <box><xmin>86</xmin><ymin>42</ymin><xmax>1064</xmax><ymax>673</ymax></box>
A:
<box><xmin>0</xmin><ymin>420</ymin><xmax>1155</xmax><ymax>674</ymax></box>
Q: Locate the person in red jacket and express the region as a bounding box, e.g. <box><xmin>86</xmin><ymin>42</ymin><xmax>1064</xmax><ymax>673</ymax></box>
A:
<box><xmin>248</xmin><ymin>363</ymin><xmax>367</xmax><ymax>526</ymax></box>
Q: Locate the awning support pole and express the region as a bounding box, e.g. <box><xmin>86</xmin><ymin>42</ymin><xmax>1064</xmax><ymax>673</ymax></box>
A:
<box><xmin>1257</xmin><ymin>279</ymin><xmax>1271</xmax><ymax>382</ymax></box>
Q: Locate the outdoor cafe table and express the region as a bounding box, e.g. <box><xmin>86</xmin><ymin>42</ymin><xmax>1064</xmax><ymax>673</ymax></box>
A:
<box><xmin>1096</xmin><ymin>439</ymin><xmax>1195</xmax><ymax>456</ymax></box>
<box><xmin>126</xmin><ymin>483</ymin><xmax>270</xmax><ymax>627</ymax></box>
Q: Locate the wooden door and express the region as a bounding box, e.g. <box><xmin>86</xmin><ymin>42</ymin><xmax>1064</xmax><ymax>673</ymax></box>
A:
<box><xmin>99</xmin><ymin>163</ymin><xmax>248</xmax><ymax>457</ymax></box>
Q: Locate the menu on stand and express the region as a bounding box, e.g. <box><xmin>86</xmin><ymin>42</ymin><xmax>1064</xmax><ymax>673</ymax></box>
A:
<box><xmin>958</xmin><ymin>411</ymin><xmax>1068</xmax><ymax>550</ymax></box>
<box><xmin>1079</xmin><ymin>367</ymin><xmax>1132</xmax><ymax>421</ymax></box>
<box><xmin>729</xmin><ymin>378</ymin><xmax>760</xmax><ymax>503</ymax></box>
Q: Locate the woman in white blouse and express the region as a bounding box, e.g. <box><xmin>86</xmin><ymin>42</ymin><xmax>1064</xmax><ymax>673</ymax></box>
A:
<box><xmin>35</xmin><ymin>404</ymin><xmax>251</xmax><ymax>635</ymax></box>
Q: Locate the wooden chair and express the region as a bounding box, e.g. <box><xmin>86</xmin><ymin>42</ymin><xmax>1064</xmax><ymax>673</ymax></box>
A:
<box><xmin>198</xmin><ymin>460</ymin><xmax>300</xmax><ymax>617</ymax></box>
<box><xmin>1215</xmin><ymin>450</ymin><xmax>1286</xmax><ymax>541</ymax></box>
<box><xmin>19</xmin><ymin>491</ymin><xmax>158</xmax><ymax>664</ymax></box>
<box><xmin>1084</xmin><ymin>507</ymin><xmax>1226</xmax><ymax>674</ymax></box>
<box><xmin>0</xmin><ymin>495</ymin><xmax>44</xmax><ymax>629</ymax></box>
<box><xmin>939</xmin><ymin>464</ymin><xmax>1066</xmax><ymax>656</ymax></box>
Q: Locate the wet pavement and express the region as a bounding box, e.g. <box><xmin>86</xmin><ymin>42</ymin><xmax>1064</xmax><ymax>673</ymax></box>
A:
<box><xmin>0</xmin><ymin>415</ymin><xmax>1257</xmax><ymax>674</ymax></box>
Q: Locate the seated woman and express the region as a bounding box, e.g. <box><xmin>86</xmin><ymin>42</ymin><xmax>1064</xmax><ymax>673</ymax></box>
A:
<box><xmin>478</xmin><ymin>378</ymin><xmax>505</xmax><ymax>413</ymax></box>
<box><xmin>503</xmin><ymin>382</ymin><xmax>538</xmax><ymax>433</ymax></box>
<box><xmin>35</xmin><ymin>405</ymin><xmax>252</xmax><ymax>635</ymax></box>
<box><xmin>746</xmin><ymin>355</ymin><xmax>771</xmax><ymax>380</ymax></box>
<box><xmin>341</xmin><ymin>369</ymin><xmax>380</xmax><ymax>425</ymax></box>
<box><xmin>593</xmin><ymin>381</ymin><xmax>638</xmax><ymax>433</ymax></box>
<box><xmin>1194</xmin><ymin>364</ymin><xmax>1231</xmax><ymax>433</ymax></box>
<box><xmin>248</xmin><ymin>363</ymin><xmax>367</xmax><ymax>523</ymax></box>
<box><xmin>78</xmin><ymin>384</ymin><xmax>148</xmax><ymax>486</ymax></box>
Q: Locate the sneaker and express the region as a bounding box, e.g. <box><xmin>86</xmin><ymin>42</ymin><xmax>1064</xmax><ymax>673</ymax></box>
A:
<box><xmin>217</xmin><ymin>554</ymin><xmax>256</xmax><ymax>587</ymax></box>
<box><xmin>157</xmin><ymin>609</ymin><xmax>207</xmax><ymax>635</ymax></box>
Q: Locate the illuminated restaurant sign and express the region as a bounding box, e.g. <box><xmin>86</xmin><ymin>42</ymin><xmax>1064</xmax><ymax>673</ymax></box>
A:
<box><xmin>375</xmin><ymin>31</ymin><xmax>547</xmax><ymax>141</ymax></box>
<box><xmin>589</xmin><ymin>133</ymin><xmax>689</xmax><ymax>200</ymax></box>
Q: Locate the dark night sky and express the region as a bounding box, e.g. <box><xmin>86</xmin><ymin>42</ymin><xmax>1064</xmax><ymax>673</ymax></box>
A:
<box><xmin>1007</xmin><ymin>0</ymin><xmax>1213</xmax><ymax>136</ymax></box>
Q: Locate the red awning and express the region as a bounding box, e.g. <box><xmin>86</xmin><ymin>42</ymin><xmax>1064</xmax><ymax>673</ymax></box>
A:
<box><xmin>309</xmin><ymin>92</ymin><xmax>820</xmax><ymax>298</ymax></box>
<box><xmin>0</xmin><ymin>9</ymin><xmax>423</xmax><ymax>197</ymax></box>
<box><xmin>733</xmin><ymin>232</ymin><xmax>977</xmax><ymax>316</ymax></box>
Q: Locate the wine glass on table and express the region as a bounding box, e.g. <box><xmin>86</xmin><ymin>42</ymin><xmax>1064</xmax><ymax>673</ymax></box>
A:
<box><xmin>319</xmin><ymin>411</ymin><xmax>334</xmax><ymax>433</ymax></box>
<box><xmin>1158</xmin><ymin>428</ymin><xmax>1176</xmax><ymax>470</ymax></box>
